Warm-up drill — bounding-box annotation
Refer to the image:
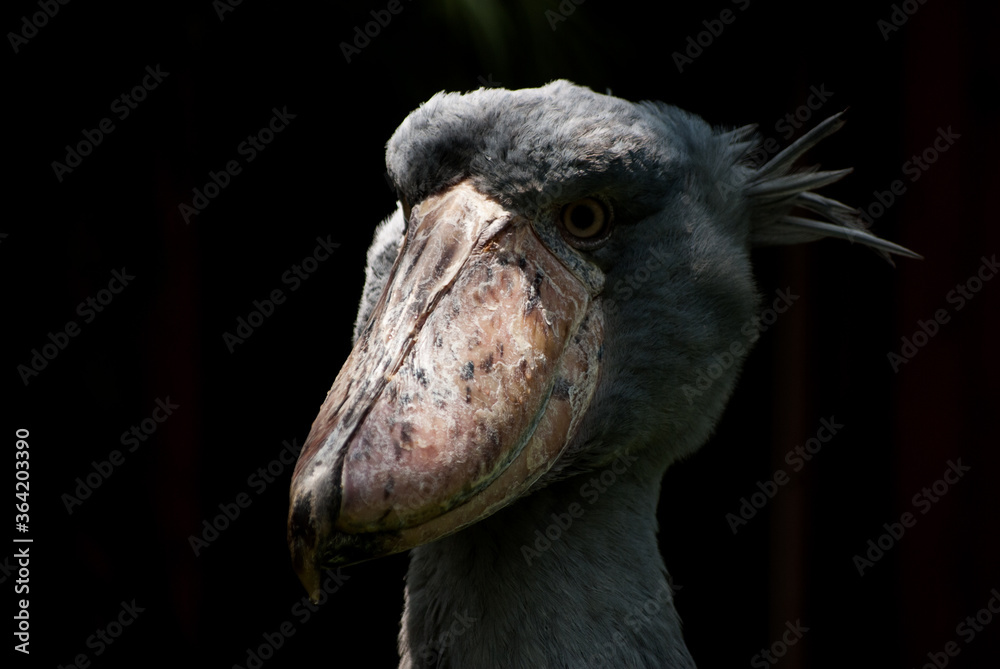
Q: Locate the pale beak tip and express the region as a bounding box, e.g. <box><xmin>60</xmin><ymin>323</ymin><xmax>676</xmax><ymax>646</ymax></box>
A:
<box><xmin>288</xmin><ymin>488</ymin><xmax>326</xmax><ymax>602</ymax></box>
<box><xmin>301</xmin><ymin>564</ymin><xmax>323</xmax><ymax>605</ymax></box>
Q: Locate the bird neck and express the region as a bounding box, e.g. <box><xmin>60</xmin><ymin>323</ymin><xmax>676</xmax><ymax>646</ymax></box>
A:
<box><xmin>398</xmin><ymin>451</ymin><xmax>696</xmax><ymax>668</ymax></box>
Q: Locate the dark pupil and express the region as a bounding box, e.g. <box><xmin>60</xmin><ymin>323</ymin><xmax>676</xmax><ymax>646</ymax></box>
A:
<box><xmin>570</xmin><ymin>204</ymin><xmax>595</xmax><ymax>231</ymax></box>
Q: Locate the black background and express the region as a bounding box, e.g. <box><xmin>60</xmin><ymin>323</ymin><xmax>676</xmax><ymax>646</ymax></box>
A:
<box><xmin>6</xmin><ymin>0</ymin><xmax>999</xmax><ymax>667</ymax></box>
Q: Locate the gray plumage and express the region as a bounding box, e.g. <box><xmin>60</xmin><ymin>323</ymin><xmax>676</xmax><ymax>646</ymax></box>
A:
<box><xmin>335</xmin><ymin>80</ymin><xmax>916</xmax><ymax>668</ymax></box>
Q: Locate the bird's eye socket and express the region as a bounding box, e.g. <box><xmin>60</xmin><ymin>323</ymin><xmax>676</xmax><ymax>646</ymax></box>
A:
<box><xmin>559</xmin><ymin>198</ymin><xmax>612</xmax><ymax>248</ymax></box>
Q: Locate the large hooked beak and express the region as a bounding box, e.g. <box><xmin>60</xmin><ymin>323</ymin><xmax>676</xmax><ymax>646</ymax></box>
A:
<box><xmin>287</xmin><ymin>181</ymin><xmax>603</xmax><ymax>600</ymax></box>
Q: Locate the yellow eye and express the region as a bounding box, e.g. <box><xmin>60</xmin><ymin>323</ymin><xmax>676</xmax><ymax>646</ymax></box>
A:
<box><xmin>559</xmin><ymin>197</ymin><xmax>612</xmax><ymax>248</ymax></box>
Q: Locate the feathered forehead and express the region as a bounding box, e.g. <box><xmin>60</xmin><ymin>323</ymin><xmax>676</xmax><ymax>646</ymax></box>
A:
<box><xmin>384</xmin><ymin>80</ymin><xmax>919</xmax><ymax>261</ymax></box>
<box><xmin>385</xmin><ymin>80</ymin><xmax>679</xmax><ymax>211</ymax></box>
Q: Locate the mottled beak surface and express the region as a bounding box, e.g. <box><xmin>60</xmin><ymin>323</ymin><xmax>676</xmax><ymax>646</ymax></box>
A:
<box><xmin>287</xmin><ymin>181</ymin><xmax>603</xmax><ymax>600</ymax></box>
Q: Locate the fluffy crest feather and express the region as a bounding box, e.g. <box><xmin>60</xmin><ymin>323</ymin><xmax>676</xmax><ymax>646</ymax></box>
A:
<box><xmin>742</xmin><ymin>112</ymin><xmax>921</xmax><ymax>262</ymax></box>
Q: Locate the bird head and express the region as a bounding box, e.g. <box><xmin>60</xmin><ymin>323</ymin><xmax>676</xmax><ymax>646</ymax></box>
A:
<box><xmin>287</xmin><ymin>80</ymin><xmax>916</xmax><ymax>599</ymax></box>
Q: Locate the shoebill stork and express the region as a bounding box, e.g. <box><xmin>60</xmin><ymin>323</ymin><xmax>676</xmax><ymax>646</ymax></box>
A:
<box><xmin>287</xmin><ymin>80</ymin><xmax>917</xmax><ymax>667</ymax></box>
